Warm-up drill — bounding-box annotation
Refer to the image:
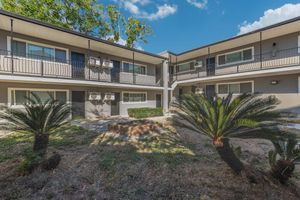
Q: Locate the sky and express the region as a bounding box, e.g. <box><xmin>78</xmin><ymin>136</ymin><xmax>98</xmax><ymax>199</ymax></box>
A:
<box><xmin>103</xmin><ymin>0</ymin><xmax>300</xmax><ymax>54</ymax></box>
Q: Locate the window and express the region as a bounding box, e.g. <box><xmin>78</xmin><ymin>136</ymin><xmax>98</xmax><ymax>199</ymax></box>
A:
<box><xmin>218</xmin><ymin>48</ymin><xmax>253</xmax><ymax>66</ymax></box>
<box><xmin>217</xmin><ymin>82</ymin><xmax>253</xmax><ymax>94</ymax></box>
<box><xmin>9</xmin><ymin>38</ymin><xmax>68</xmax><ymax>63</ymax></box>
<box><xmin>123</xmin><ymin>62</ymin><xmax>146</xmax><ymax>75</ymax></box>
<box><xmin>11</xmin><ymin>40</ymin><xmax>26</xmax><ymax>57</ymax></box>
<box><xmin>123</xmin><ymin>92</ymin><xmax>146</xmax><ymax>103</ymax></box>
<box><xmin>176</xmin><ymin>62</ymin><xmax>195</xmax><ymax>73</ymax></box>
<box><xmin>10</xmin><ymin>89</ymin><xmax>68</xmax><ymax>106</ymax></box>
<box><xmin>28</xmin><ymin>44</ymin><xmax>55</xmax><ymax>61</ymax></box>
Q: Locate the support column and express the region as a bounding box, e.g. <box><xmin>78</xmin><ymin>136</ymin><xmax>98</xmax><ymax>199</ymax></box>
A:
<box><xmin>163</xmin><ymin>59</ymin><xmax>169</xmax><ymax>113</ymax></box>
<box><xmin>10</xmin><ymin>19</ymin><xmax>14</xmax><ymax>73</ymax></box>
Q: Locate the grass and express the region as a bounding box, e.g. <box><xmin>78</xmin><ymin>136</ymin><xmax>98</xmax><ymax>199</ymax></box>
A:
<box><xmin>0</xmin><ymin>124</ymin><xmax>95</xmax><ymax>163</ymax></box>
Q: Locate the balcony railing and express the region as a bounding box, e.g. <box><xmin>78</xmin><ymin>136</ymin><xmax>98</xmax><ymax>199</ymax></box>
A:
<box><xmin>0</xmin><ymin>49</ymin><xmax>162</xmax><ymax>87</ymax></box>
<box><xmin>171</xmin><ymin>47</ymin><xmax>300</xmax><ymax>82</ymax></box>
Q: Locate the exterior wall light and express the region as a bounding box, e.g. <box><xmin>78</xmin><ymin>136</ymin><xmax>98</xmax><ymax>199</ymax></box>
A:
<box><xmin>271</xmin><ymin>80</ymin><xmax>279</xmax><ymax>85</ymax></box>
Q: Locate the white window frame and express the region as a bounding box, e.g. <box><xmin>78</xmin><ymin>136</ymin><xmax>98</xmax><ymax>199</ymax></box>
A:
<box><xmin>216</xmin><ymin>47</ymin><xmax>254</xmax><ymax>67</ymax></box>
<box><xmin>215</xmin><ymin>81</ymin><xmax>254</xmax><ymax>95</ymax></box>
<box><xmin>121</xmin><ymin>91</ymin><xmax>147</xmax><ymax>104</ymax></box>
<box><xmin>122</xmin><ymin>61</ymin><xmax>147</xmax><ymax>75</ymax></box>
<box><xmin>7</xmin><ymin>36</ymin><xmax>69</xmax><ymax>62</ymax></box>
<box><xmin>8</xmin><ymin>88</ymin><xmax>70</xmax><ymax>108</ymax></box>
<box><xmin>176</xmin><ymin>60</ymin><xmax>196</xmax><ymax>74</ymax></box>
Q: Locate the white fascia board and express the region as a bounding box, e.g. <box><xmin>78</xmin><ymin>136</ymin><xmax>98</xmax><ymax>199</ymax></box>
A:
<box><xmin>0</xmin><ymin>75</ymin><xmax>164</xmax><ymax>90</ymax></box>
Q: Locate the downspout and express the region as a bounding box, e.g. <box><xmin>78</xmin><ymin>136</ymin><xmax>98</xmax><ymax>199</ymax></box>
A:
<box><xmin>10</xmin><ymin>19</ymin><xmax>14</xmax><ymax>74</ymax></box>
<box><xmin>132</xmin><ymin>51</ymin><xmax>135</xmax><ymax>84</ymax></box>
<box><xmin>260</xmin><ymin>31</ymin><xmax>262</xmax><ymax>69</ymax></box>
<box><xmin>88</xmin><ymin>39</ymin><xmax>91</xmax><ymax>80</ymax></box>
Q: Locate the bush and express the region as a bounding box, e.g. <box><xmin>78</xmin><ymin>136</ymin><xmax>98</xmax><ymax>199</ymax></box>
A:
<box><xmin>128</xmin><ymin>107</ymin><xmax>163</xmax><ymax>119</ymax></box>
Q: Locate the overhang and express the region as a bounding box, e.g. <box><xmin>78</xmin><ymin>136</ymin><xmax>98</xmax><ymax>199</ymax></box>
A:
<box><xmin>0</xmin><ymin>10</ymin><xmax>165</xmax><ymax>65</ymax></box>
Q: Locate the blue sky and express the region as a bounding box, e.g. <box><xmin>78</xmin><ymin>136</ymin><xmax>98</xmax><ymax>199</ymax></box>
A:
<box><xmin>104</xmin><ymin>0</ymin><xmax>300</xmax><ymax>54</ymax></box>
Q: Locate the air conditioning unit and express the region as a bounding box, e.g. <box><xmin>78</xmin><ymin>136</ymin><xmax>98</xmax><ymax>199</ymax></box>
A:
<box><xmin>104</xmin><ymin>93</ymin><xmax>115</xmax><ymax>101</ymax></box>
<box><xmin>88</xmin><ymin>92</ymin><xmax>101</xmax><ymax>101</ymax></box>
<box><xmin>194</xmin><ymin>60</ymin><xmax>203</xmax><ymax>68</ymax></box>
<box><xmin>89</xmin><ymin>57</ymin><xmax>101</xmax><ymax>67</ymax></box>
<box><xmin>195</xmin><ymin>87</ymin><xmax>204</xmax><ymax>94</ymax></box>
<box><xmin>102</xmin><ymin>59</ymin><xmax>113</xmax><ymax>69</ymax></box>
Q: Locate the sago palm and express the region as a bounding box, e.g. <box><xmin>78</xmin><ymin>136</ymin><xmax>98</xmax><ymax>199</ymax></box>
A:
<box><xmin>171</xmin><ymin>93</ymin><xmax>282</xmax><ymax>174</ymax></box>
<box><xmin>269</xmin><ymin>138</ymin><xmax>300</xmax><ymax>183</ymax></box>
<box><xmin>0</xmin><ymin>92</ymin><xmax>71</xmax><ymax>156</ymax></box>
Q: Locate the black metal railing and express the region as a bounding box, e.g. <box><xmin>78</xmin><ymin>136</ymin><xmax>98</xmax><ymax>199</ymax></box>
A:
<box><xmin>171</xmin><ymin>47</ymin><xmax>300</xmax><ymax>82</ymax></box>
<box><xmin>0</xmin><ymin>49</ymin><xmax>162</xmax><ymax>87</ymax></box>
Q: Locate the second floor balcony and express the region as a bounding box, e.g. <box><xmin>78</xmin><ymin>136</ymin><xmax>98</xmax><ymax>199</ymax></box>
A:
<box><xmin>0</xmin><ymin>49</ymin><xmax>162</xmax><ymax>87</ymax></box>
<box><xmin>170</xmin><ymin>47</ymin><xmax>300</xmax><ymax>83</ymax></box>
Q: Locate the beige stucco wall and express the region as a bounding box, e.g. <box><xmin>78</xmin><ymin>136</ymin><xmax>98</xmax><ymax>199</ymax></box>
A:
<box><xmin>0</xmin><ymin>30</ymin><xmax>161</xmax><ymax>86</ymax></box>
<box><xmin>0</xmin><ymin>82</ymin><xmax>161</xmax><ymax>118</ymax></box>
<box><xmin>174</xmin><ymin>32</ymin><xmax>300</xmax><ymax>80</ymax></box>
<box><xmin>175</xmin><ymin>74</ymin><xmax>300</xmax><ymax>114</ymax></box>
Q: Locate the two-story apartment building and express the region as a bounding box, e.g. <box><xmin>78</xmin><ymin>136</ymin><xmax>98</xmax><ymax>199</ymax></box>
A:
<box><xmin>0</xmin><ymin>10</ymin><xmax>169</xmax><ymax>119</ymax></box>
<box><xmin>165</xmin><ymin>16</ymin><xmax>300</xmax><ymax>115</ymax></box>
<box><xmin>0</xmin><ymin>10</ymin><xmax>300</xmax><ymax>118</ymax></box>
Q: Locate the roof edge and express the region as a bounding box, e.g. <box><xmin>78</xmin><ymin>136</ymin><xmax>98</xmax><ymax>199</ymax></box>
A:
<box><xmin>0</xmin><ymin>9</ymin><xmax>166</xmax><ymax>60</ymax></box>
<box><xmin>171</xmin><ymin>15</ymin><xmax>300</xmax><ymax>56</ymax></box>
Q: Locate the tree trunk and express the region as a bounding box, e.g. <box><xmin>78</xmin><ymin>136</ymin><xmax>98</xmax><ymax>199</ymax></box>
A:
<box><xmin>215</xmin><ymin>138</ymin><xmax>244</xmax><ymax>174</ymax></box>
<box><xmin>33</xmin><ymin>134</ymin><xmax>49</xmax><ymax>156</ymax></box>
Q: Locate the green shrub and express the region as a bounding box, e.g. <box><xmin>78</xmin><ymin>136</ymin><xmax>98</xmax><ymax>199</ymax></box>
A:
<box><xmin>17</xmin><ymin>150</ymin><xmax>42</xmax><ymax>175</ymax></box>
<box><xmin>128</xmin><ymin>107</ymin><xmax>163</xmax><ymax>119</ymax></box>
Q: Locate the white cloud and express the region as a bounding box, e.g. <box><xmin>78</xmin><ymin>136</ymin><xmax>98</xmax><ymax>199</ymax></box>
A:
<box><xmin>140</xmin><ymin>4</ymin><xmax>177</xmax><ymax>20</ymax></box>
<box><xmin>238</xmin><ymin>3</ymin><xmax>300</xmax><ymax>35</ymax></box>
<box><xmin>115</xmin><ymin>0</ymin><xmax>177</xmax><ymax>21</ymax></box>
<box><xmin>186</xmin><ymin>0</ymin><xmax>207</xmax><ymax>9</ymax></box>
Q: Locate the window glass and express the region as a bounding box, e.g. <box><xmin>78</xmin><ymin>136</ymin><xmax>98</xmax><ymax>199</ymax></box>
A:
<box><xmin>123</xmin><ymin>62</ymin><xmax>146</xmax><ymax>74</ymax></box>
<box><xmin>30</xmin><ymin>91</ymin><xmax>54</xmax><ymax>103</ymax></box>
<box><xmin>229</xmin><ymin>84</ymin><xmax>240</xmax><ymax>94</ymax></box>
<box><xmin>56</xmin><ymin>91</ymin><xmax>67</xmax><ymax>103</ymax></box>
<box><xmin>219</xmin><ymin>48</ymin><xmax>253</xmax><ymax>66</ymax></box>
<box><xmin>240</xmin><ymin>82</ymin><xmax>252</xmax><ymax>93</ymax></box>
<box><xmin>218</xmin><ymin>55</ymin><xmax>226</xmax><ymax>65</ymax></box>
<box><xmin>226</xmin><ymin>52</ymin><xmax>242</xmax><ymax>63</ymax></box>
<box><xmin>55</xmin><ymin>49</ymin><xmax>67</xmax><ymax>63</ymax></box>
<box><xmin>218</xmin><ymin>84</ymin><xmax>228</xmax><ymax>94</ymax></box>
<box><xmin>27</xmin><ymin>44</ymin><xmax>55</xmax><ymax>60</ymax></box>
<box><xmin>15</xmin><ymin>90</ymin><xmax>28</xmax><ymax>105</ymax></box>
<box><xmin>177</xmin><ymin>62</ymin><xmax>192</xmax><ymax>73</ymax></box>
<box><xmin>217</xmin><ymin>82</ymin><xmax>252</xmax><ymax>94</ymax></box>
<box><xmin>12</xmin><ymin>40</ymin><xmax>26</xmax><ymax>57</ymax></box>
<box><xmin>123</xmin><ymin>93</ymin><xmax>146</xmax><ymax>102</ymax></box>
<box><xmin>243</xmin><ymin>49</ymin><xmax>252</xmax><ymax>60</ymax></box>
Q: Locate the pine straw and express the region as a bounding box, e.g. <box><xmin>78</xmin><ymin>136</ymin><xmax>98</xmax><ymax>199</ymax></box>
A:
<box><xmin>0</xmin><ymin>120</ymin><xmax>299</xmax><ymax>200</ymax></box>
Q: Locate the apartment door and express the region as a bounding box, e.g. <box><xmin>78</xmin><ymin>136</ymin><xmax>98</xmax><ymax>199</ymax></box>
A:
<box><xmin>205</xmin><ymin>85</ymin><xmax>215</xmax><ymax>99</ymax></box>
<box><xmin>111</xmin><ymin>93</ymin><xmax>120</xmax><ymax>116</ymax></box>
<box><xmin>156</xmin><ymin>94</ymin><xmax>162</xmax><ymax>107</ymax></box>
<box><xmin>71</xmin><ymin>52</ymin><xmax>85</xmax><ymax>79</ymax></box>
<box><xmin>72</xmin><ymin>91</ymin><xmax>85</xmax><ymax>119</ymax></box>
<box><xmin>206</xmin><ymin>57</ymin><xmax>216</xmax><ymax>76</ymax></box>
<box><xmin>111</xmin><ymin>60</ymin><xmax>121</xmax><ymax>82</ymax></box>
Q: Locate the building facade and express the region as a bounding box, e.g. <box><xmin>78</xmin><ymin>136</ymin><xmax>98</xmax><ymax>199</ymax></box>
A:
<box><xmin>0</xmin><ymin>10</ymin><xmax>300</xmax><ymax>118</ymax></box>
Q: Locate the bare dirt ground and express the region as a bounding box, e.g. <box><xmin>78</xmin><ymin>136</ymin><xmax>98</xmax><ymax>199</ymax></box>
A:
<box><xmin>0</xmin><ymin>117</ymin><xmax>299</xmax><ymax>200</ymax></box>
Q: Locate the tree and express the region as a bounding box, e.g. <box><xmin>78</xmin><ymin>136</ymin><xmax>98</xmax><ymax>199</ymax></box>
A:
<box><xmin>124</xmin><ymin>17</ymin><xmax>152</xmax><ymax>48</ymax></box>
<box><xmin>0</xmin><ymin>93</ymin><xmax>70</xmax><ymax>157</ymax></box>
<box><xmin>269</xmin><ymin>138</ymin><xmax>300</xmax><ymax>184</ymax></box>
<box><xmin>0</xmin><ymin>0</ymin><xmax>152</xmax><ymax>48</ymax></box>
<box><xmin>171</xmin><ymin>93</ymin><xmax>283</xmax><ymax>174</ymax></box>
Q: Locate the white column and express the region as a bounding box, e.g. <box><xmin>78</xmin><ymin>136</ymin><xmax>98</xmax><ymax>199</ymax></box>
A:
<box><xmin>163</xmin><ymin>59</ymin><xmax>169</xmax><ymax>113</ymax></box>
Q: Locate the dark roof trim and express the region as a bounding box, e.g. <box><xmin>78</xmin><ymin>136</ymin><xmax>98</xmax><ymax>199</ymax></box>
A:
<box><xmin>0</xmin><ymin>9</ymin><xmax>166</xmax><ymax>60</ymax></box>
<box><xmin>172</xmin><ymin>15</ymin><xmax>300</xmax><ymax>56</ymax></box>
